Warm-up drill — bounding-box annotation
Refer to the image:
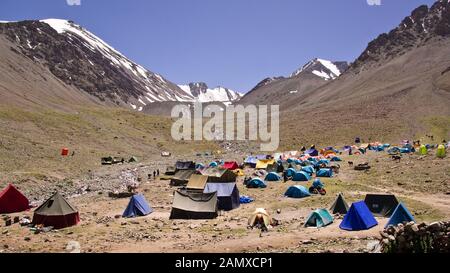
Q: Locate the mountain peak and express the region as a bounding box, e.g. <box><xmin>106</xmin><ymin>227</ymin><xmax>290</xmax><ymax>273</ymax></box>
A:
<box><xmin>178</xmin><ymin>83</ymin><xmax>242</xmax><ymax>104</ymax></box>
<box><xmin>291</xmin><ymin>58</ymin><xmax>349</xmax><ymax>80</ymax></box>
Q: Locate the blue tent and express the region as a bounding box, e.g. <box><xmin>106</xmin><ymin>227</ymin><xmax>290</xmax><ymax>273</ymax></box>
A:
<box><xmin>317</xmin><ymin>159</ymin><xmax>330</xmax><ymax>165</ymax></box>
<box><xmin>312</xmin><ymin>178</ymin><xmax>324</xmax><ymax>188</ymax></box>
<box><xmin>265</xmin><ymin>172</ymin><xmax>281</xmax><ymax>182</ymax></box>
<box><xmin>385</xmin><ymin>203</ymin><xmax>415</xmax><ymax>228</ymax></box>
<box><xmin>305</xmin><ymin>209</ymin><xmax>334</xmax><ymax>228</ymax></box>
<box><xmin>383</xmin><ymin>144</ymin><xmax>391</xmax><ymax>148</ymax></box>
<box><xmin>330</xmin><ymin>156</ymin><xmax>342</xmax><ymax>162</ymax></box>
<box><xmin>204</xmin><ymin>183</ymin><xmax>240</xmax><ymax>211</ymax></box>
<box><xmin>209</xmin><ymin>161</ymin><xmax>218</xmax><ymax>167</ymax></box>
<box><xmin>247</xmin><ymin>178</ymin><xmax>267</xmax><ymax>188</ymax></box>
<box><xmin>307</xmin><ymin>157</ymin><xmax>318</xmax><ymax>163</ymax></box>
<box><xmin>343</xmin><ymin>146</ymin><xmax>352</xmax><ymax>151</ymax></box>
<box><xmin>306</xmin><ymin>148</ymin><xmax>319</xmax><ymax>157</ymax></box>
<box><xmin>285</xmin><ymin>185</ymin><xmax>311</xmax><ymax>198</ymax></box>
<box><xmin>239</xmin><ymin>195</ymin><xmax>254</xmax><ymax>204</ymax></box>
<box><xmin>317</xmin><ymin>168</ymin><xmax>333</xmax><ymax>177</ymax></box>
<box><xmin>284</xmin><ymin>168</ymin><xmax>297</xmax><ymax>177</ymax></box>
<box><xmin>301</xmin><ymin>166</ymin><xmax>315</xmax><ymax>175</ymax></box>
<box><xmin>196</xmin><ymin>163</ymin><xmax>205</xmax><ymax>169</ymax></box>
<box><xmin>388</xmin><ymin>147</ymin><xmax>401</xmax><ymax>154</ymax></box>
<box><xmin>292</xmin><ymin>171</ymin><xmax>311</xmax><ymax>182</ymax></box>
<box><xmin>293</xmin><ymin>159</ymin><xmax>302</xmax><ymax>165</ymax></box>
<box><xmin>122</xmin><ymin>194</ymin><xmax>153</xmax><ymax>218</ymax></box>
<box><xmin>340</xmin><ymin>201</ymin><xmax>378</xmax><ymax>231</ymax></box>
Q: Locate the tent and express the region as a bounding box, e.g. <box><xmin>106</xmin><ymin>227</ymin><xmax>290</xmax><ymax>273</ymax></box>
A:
<box><xmin>330</xmin><ymin>156</ymin><xmax>342</xmax><ymax>162</ymax></box>
<box><xmin>0</xmin><ymin>184</ymin><xmax>30</xmax><ymax>214</ymax></box>
<box><xmin>364</xmin><ymin>194</ymin><xmax>399</xmax><ymax>217</ymax></box>
<box><xmin>305</xmin><ymin>148</ymin><xmax>319</xmax><ymax>157</ymax></box>
<box><xmin>301</xmin><ymin>166</ymin><xmax>315</xmax><ymax>175</ymax></box>
<box><xmin>204</xmin><ymin>183</ymin><xmax>240</xmax><ymax>211</ymax></box>
<box><xmin>292</xmin><ymin>171</ymin><xmax>311</xmax><ymax>182</ymax></box>
<box><xmin>186</xmin><ymin>174</ymin><xmax>209</xmax><ymax>191</ymax></box>
<box><xmin>161</xmin><ymin>151</ymin><xmax>171</xmax><ymax>157</ymax></box>
<box><xmin>175</xmin><ymin>161</ymin><xmax>196</xmax><ymax>171</ymax></box>
<box><xmin>265</xmin><ymin>163</ymin><xmax>278</xmax><ymax>173</ymax></box>
<box><xmin>223</xmin><ymin>161</ymin><xmax>239</xmax><ymax>171</ymax></box>
<box><xmin>128</xmin><ymin>156</ymin><xmax>138</xmax><ymax>163</ymax></box>
<box><xmin>32</xmin><ymin>192</ymin><xmax>80</xmax><ymax>229</ymax></box>
<box><xmin>437</xmin><ymin>145</ymin><xmax>446</xmax><ymax>158</ymax></box>
<box><xmin>244</xmin><ymin>156</ymin><xmax>258</xmax><ymax>168</ymax></box>
<box><xmin>339</xmin><ymin>201</ymin><xmax>378</xmax><ymax>231</ymax></box>
<box><xmin>256</xmin><ymin>159</ymin><xmax>275</xmax><ymax>169</ymax></box>
<box><xmin>209</xmin><ymin>161</ymin><xmax>219</xmax><ymax>167</ymax></box>
<box><xmin>385</xmin><ymin>203</ymin><xmax>415</xmax><ymax>228</ymax></box>
<box><xmin>165</xmin><ymin>166</ymin><xmax>176</xmax><ymax>175</ymax></box>
<box><xmin>195</xmin><ymin>163</ymin><xmax>205</xmax><ymax>170</ymax></box>
<box><xmin>169</xmin><ymin>190</ymin><xmax>218</xmax><ymax>219</ymax></box>
<box><xmin>246</xmin><ymin>178</ymin><xmax>267</xmax><ymax>188</ymax></box>
<box><xmin>330</xmin><ymin>193</ymin><xmax>349</xmax><ymax>214</ymax></box>
<box><xmin>312</xmin><ymin>178</ymin><xmax>324</xmax><ymax>189</ymax></box>
<box><xmin>284</xmin><ymin>168</ymin><xmax>297</xmax><ymax>177</ymax></box>
<box><xmin>316</xmin><ymin>168</ymin><xmax>333</xmax><ymax>178</ymax></box>
<box><xmin>199</xmin><ymin>167</ymin><xmax>237</xmax><ymax>183</ymax></box>
<box><xmin>248</xmin><ymin>208</ymin><xmax>273</xmax><ymax>229</ymax></box>
<box><xmin>170</xmin><ymin>170</ymin><xmax>196</xmax><ymax>186</ymax></box>
<box><xmin>265</xmin><ymin>172</ymin><xmax>281</xmax><ymax>182</ymax></box>
<box><xmin>419</xmin><ymin>145</ymin><xmax>428</xmax><ymax>155</ymax></box>
<box><xmin>304</xmin><ymin>209</ymin><xmax>334</xmax><ymax>228</ymax></box>
<box><xmin>122</xmin><ymin>194</ymin><xmax>153</xmax><ymax>218</ymax></box>
<box><xmin>284</xmin><ymin>185</ymin><xmax>311</xmax><ymax>198</ymax></box>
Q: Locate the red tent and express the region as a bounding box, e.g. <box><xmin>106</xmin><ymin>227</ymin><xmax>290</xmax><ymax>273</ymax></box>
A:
<box><xmin>0</xmin><ymin>184</ymin><xmax>30</xmax><ymax>213</ymax></box>
<box><xmin>223</xmin><ymin>161</ymin><xmax>239</xmax><ymax>171</ymax></box>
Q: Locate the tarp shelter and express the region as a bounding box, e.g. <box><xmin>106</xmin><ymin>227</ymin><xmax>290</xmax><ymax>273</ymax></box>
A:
<box><xmin>305</xmin><ymin>209</ymin><xmax>334</xmax><ymax>228</ymax></box>
<box><xmin>385</xmin><ymin>203</ymin><xmax>415</xmax><ymax>228</ymax></box>
<box><xmin>247</xmin><ymin>178</ymin><xmax>267</xmax><ymax>188</ymax></box>
<box><xmin>175</xmin><ymin>161</ymin><xmax>196</xmax><ymax>171</ymax></box>
<box><xmin>305</xmin><ymin>148</ymin><xmax>319</xmax><ymax>157</ymax></box>
<box><xmin>316</xmin><ymin>168</ymin><xmax>333</xmax><ymax>178</ymax></box>
<box><xmin>0</xmin><ymin>184</ymin><xmax>30</xmax><ymax>214</ymax></box>
<box><xmin>204</xmin><ymin>183</ymin><xmax>240</xmax><ymax>211</ymax></box>
<box><xmin>419</xmin><ymin>145</ymin><xmax>428</xmax><ymax>155</ymax></box>
<box><xmin>265</xmin><ymin>172</ymin><xmax>281</xmax><ymax>182</ymax></box>
<box><xmin>248</xmin><ymin>208</ymin><xmax>273</xmax><ymax>228</ymax></box>
<box><xmin>165</xmin><ymin>166</ymin><xmax>176</xmax><ymax>175</ymax></box>
<box><xmin>437</xmin><ymin>145</ymin><xmax>446</xmax><ymax>158</ymax></box>
<box><xmin>339</xmin><ymin>201</ymin><xmax>378</xmax><ymax>231</ymax></box>
<box><xmin>330</xmin><ymin>193</ymin><xmax>349</xmax><ymax>214</ymax></box>
<box><xmin>364</xmin><ymin>194</ymin><xmax>399</xmax><ymax>217</ymax></box>
<box><xmin>292</xmin><ymin>171</ymin><xmax>311</xmax><ymax>182</ymax></box>
<box><xmin>256</xmin><ymin>159</ymin><xmax>275</xmax><ymax>169</ymax></box>
<box><xmin>186</xmin><ymin>174</ymin><xmax>209</xmax><ymax>191</ymax></box>
<box><xmin>32</xmin><ymin>192</ymin><xmax>80</xmax><ymax>229</ymax></box>
<box><xmin>122</xmin><ymin>194</ymin><xmax>153</xmax><ymax>218</ymax></box>
<box><xmin>244</xmin><ymin>156</ymin><xmax>258</xmax><ymax>168</ymax></box>
<box><xmin>169</xmin><ymin>190</ymin><xmax>218</xmax><ymax>219</ymax></box>
<box><xmin>199</xmin><ymin>167</ymin><xmax>237</xmax><ymax>183</ymax></box>
<box><xmin>284</xmin><ymin>185</ymin><xmax>311</xmax><ymax>198</ymax></box>
<box><xmin>223</xmin><ymin>161</ymin><xmax>239</xmax><ymax>170</ymax></box>
<box><xmin>170</xmin><ymin>170</ymin><xmax>196</xmax><ymax>186</ymax></box>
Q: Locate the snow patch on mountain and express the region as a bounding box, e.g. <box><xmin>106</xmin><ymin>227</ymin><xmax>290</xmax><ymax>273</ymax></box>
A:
<box><xmin>178</xmin><ymin>83</ymin><xmax>242</xmax><ymax>103</ymax></box>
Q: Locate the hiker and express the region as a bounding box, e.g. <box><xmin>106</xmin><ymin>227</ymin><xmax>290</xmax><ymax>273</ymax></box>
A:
<box><xmin>301</xmin><ymin>146</ymin><xmax>306</xmax><ymax>152</ymax></box>
<box><xmin>157</xmin><ymin>169</ymin><xmax>160</xmax><ymax>176</ymax></box>
<box><xmin>153</xmin><ymin>170</ymin><xmax>156</xmax><ymax>178</ymax></box>
<box><xmin>348</xmin><ymin>147</ymin><xmax>353</xmax><ymax>156</ymax></box>
<box><xmin>148</xmin><ymin>173</ymin><xmax>152</xmax><ymax>180</ymax></box>
<box><xmin>71</xmin><ymin>151</ymin><xmax>75</xmax><ymax>156</ymax></box>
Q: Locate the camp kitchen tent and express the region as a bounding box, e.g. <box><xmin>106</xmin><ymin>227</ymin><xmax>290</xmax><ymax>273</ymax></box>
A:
<box><xmin>330</xmin><ymin>193</ymin><xmax>349</xmax><ymax>214</ymax></box>
<box><xmin>170</xmin><ymin>170</ymin><xmax>196</xmax><ymax>186</ymax></box>
<box><xmin>186</xmin><ymin>174</ymin><xmax>209</xmax><ymax>191</ymax></box>
<box><xmin>32</xmin><ymin>192</ymin><xmax>80</xmax><ymax>229</ymax></box>
<box><xmin>175</xmin><ymin>161</ymin><xmax>196</xmax><ymax>171</ymax></box>
<box><xmin>223</xmin><ymin>161</ymin><xmax>239</xmax><ymax>171</ymax></box>
<box><xmin>122</xmin><ymin>194</ymin><xmax>153</xmax><ymax>218</ymax></box>
<box><xmin>339</xmin><ymin>201</ymin><xmax>378</xmax><ymax>231</ymax></box>
<box><xmin>364</xmin><ymin>194</ymin><xmax>399</xmax><ymax>217</ymax></box>
<box><xmin>204</xmin><ymin>183</ymin><xmax>240</xmax><ymax>211</ymax></box>
<box><xmin>199</xmin><ymin>167</ymin><xmax>237</xmax><ymax>183</ymax></box>
<box><xmin>0</xmin><ymin>184</ymin><xmax>30</xmax><ymax>214</ymax></box>
<box><xmin>385</xmin><ymin>203</ymin><xmax>415</xmax><ymax>228</ymax></box>
<box><xmin>304</xmin><ymin>209</ymin><xmax>334</xmax><ymax>228</ymax></box>
<box><xmin>169</xmin><ymin>190</ymin><xmax>218</xmax><ymax>219</ymax></box>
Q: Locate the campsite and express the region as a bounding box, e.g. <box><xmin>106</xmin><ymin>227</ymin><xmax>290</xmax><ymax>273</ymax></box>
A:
<box><xmin>0</xmin><ymin>141</ymin><xmax>448</xmax><ymax>253</ymax></box>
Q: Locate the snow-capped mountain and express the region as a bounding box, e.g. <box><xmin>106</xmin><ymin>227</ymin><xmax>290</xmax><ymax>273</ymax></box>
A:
<box><xmin>178</xmin><ymin>82</ymin><xmax>242</xmax><ymax>104</ymax></box>
<box><xmin>0</xmin><ymin>19</ymin><xmax>194</xmax><ymax>111</ymax></box>
<box><xmin>290</xmin><ymin>58</ymin><xmax>349</xmax><ymax>81</ymax></box>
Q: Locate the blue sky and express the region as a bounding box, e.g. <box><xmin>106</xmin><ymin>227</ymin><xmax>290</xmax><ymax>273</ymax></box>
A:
<box><xmin>0</xmin><ymin>0</ymin><xmax>436</xmax><ymax>93</ymax></box>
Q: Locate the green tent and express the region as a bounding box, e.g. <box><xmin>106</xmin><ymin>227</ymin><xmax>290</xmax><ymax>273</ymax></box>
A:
<box><xmin>304</xmin><ymin>209</ymin><xmax>334</xmax><ymax>228</ymax></box>
<box><xmin>436</xmin><ymin>145</ymin><xmax>446</xmax><ymax>158</ymax></box>
<box><xmin>419</xmin><ymin>145</ymin><xmax>427</xmax><ymax>155</ymax></box>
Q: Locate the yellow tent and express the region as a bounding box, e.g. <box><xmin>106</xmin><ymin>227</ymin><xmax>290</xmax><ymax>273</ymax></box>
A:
<box><xmin>256</xmin><ymin>159</ymin><xmax>275</xmax><ymax>169</ymax></box>
<box><xmin>248</xmin><ymin>208</ymin><xmax>273</xmax><ymax>228</ymax></box>
<box><xmin>419</xmin><ymin>145</ymin><xmax>427</xmax><ymax>155</ymax></box>
<box><xmin>436</xmin><ymin>145</ymin><xmax>446</xmax><ymax>158</ymax></box>
<box><xmin>186</xmin><ymin>174</ymin><xmax>209</xmax><ymax>190</ymax></box>
<box><xmin>233</xmin><ymin>169</ymin><xmax>245</xmax><ymax>176</ymax></box>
